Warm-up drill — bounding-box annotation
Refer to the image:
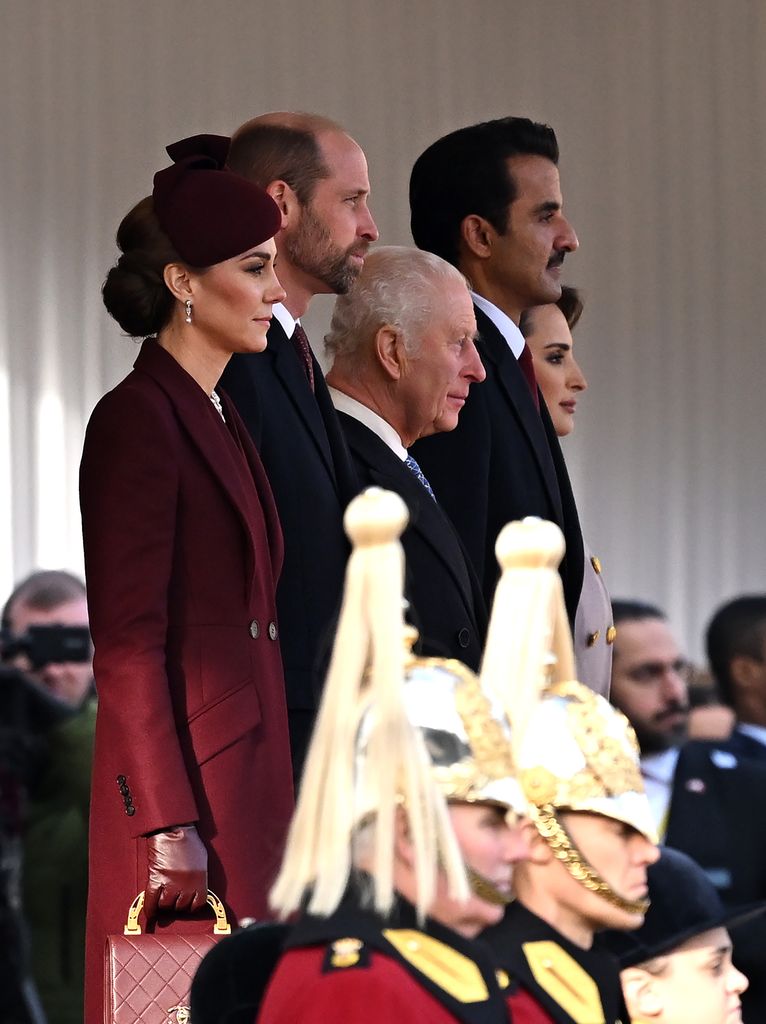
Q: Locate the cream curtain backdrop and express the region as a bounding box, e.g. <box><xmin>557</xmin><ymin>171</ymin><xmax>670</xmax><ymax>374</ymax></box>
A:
<box><xmin>1</xmin><ymin>0</ymin><xmax>764</xmax><ymax>660</ymax></box>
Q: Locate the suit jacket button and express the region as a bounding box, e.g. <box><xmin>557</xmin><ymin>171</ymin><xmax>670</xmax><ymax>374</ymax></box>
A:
<box><xmin>457</xmin><ymin>628</ymin><xmax>471</xmax><ymax>649</ymax></box>
<box><xmin>116</xmin><ymin>775</ymin><xmax>126</xmax><ymax>785</ymax></box>
<box><xmin>606</xmin><ymin>625</ymin><xmax>617</xmax><ymax>644</ymax></box>
<box><xmin>126</xmin><ymin>805</ymin><xmax>136</xmax><ymax>816</ymax></box>
<box><xmin>268</xmin><ymin>621</ymin><xmax>278</xmax><ymax>640</ymax></box>
<box><xmin>587</xmin><ymin>630</ymin><xmax>600</xmax><ymax>647</ymax></box>
<box><xmin>249</xmin><ymin>619</ymin><xmax>260</xmax><ymax>639</ymax></box>
<box><xmin>119</xmin><ymin>783</ymin><xmax>130</xmax><ymax>796</ymax></box>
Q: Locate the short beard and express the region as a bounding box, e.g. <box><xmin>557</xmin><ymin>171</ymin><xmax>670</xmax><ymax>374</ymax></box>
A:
<box><xmin>633</xmin><ymin>716</ymin><xmax>688</xmax><ymax>755</ymax></box>
<box><xmin>284</xmin><ymin>204</ymin><xmax>364</xmax><ymax>295</ymax></box>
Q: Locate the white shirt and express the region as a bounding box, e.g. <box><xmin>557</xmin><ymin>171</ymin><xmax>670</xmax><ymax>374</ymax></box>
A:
<box><xmin>640</xmin><ymin>748</ymin><xmax>680</xmax><ymax>838</ymax></box>
<box><xmin>328</xmin><ymin>387</ymin><xmax>408</xmax><ymax>461</ymax></box>
<box><xmin>736</xmin><ymin>723</ymin><xmax>766</xmax><ymax>748</ymax></box>
<box><xmin>272</xmin><ymin>302</ymin><xmax>297</xmax><ymax>339</ymax></box>
<box><xmin>470</xmin><ymin>291</ymin><xmax>525</xmax><ymax>359</ymax></box>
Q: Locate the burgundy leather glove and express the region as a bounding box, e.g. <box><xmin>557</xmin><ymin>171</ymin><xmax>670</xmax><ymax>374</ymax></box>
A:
<box><xmin>143</xmin><ymin>824</ymin><xmax>208</xmax><ymax>920</ymax></box>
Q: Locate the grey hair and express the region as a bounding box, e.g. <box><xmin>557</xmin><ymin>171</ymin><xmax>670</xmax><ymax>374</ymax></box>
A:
<box><xmin>324</xmin><ymin>245</ymin><xmax>469</xmax><ymax>366</ymax></box>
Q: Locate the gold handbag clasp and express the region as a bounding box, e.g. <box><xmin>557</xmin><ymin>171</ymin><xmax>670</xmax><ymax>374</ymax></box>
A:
<box><xmin>124</xmin><ymin>890</ymin><xmax>232</xmax><ymax>936</ymax></box>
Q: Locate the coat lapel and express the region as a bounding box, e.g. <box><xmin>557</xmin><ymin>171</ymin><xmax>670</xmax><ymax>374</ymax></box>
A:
<box><xmin>474</xmin><ymin>307</ymin><xmax>565</xmax><ymax>525</ymax></box>
<box><xmin>133</xmin><ymin>340</ymin><xmax>261</xmax><ymax>592</ymax></box>
<box><xmin>222</xmin><ymin>390</ymin><xmax>284</xmax><ymax>580</ymax></box>
<box><xmin>267</xmin><ymin>320</ymin><xmax>338</xmax><ymax>484</ymax></box>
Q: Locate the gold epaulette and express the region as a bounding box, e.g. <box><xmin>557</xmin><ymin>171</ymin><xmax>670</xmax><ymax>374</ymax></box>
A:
<box><xmin>522</xmin><ymin>941</ymin><xmax>604</xmax><ymax>1023</ymax></box>
<box><xmin>383</xmin><ymin>929</ymin><xmax>489</xmax><ymax>1003</ymax></box>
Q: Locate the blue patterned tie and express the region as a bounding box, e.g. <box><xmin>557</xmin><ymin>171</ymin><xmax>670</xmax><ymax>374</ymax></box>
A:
<box><xmin>404</xmin><ymin>453</ymin><xmax>437</xmax><ymax>501</ymax></box>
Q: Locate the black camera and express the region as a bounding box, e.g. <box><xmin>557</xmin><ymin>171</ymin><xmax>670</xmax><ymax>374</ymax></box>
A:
<box><xmin>0</xmin><ymin>625</ymin><xmax>92</xmax><ymax>670</ymax></box>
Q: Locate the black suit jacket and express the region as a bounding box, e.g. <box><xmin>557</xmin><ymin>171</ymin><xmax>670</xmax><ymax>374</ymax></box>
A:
<box><xmin>665</xmin><ymin>741</ymin><xmax>766</xmax><ymax>1023</ymax></box>
<box><xmin>719</xmin><ymin>725</ymin><xmax>766</xmax><ymax>763</ymax></box>
<box><xmin>338</xmin><ymin>413</ymin><xmax>487</xmax><ymax>671</ymax></box>
<box><xmin>411</xmin><ymin>306</ymin><xmax>584</xmax><ymax>622</ymax></box>
<box><xmin>220</xmin><ymin>320</ymin><xmax>357</xmax><ymax>770</ymax></box>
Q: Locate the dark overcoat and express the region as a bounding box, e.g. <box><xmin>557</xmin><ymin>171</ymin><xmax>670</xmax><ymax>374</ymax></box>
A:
<box><xmin>220</xmin><ymin>320</ymin><xmax>357</xmax><ymax>777</ymax></box>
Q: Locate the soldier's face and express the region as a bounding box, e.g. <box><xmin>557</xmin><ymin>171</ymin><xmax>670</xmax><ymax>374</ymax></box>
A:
<box><xmin>556</xmin><ymin>811</ymin><xmax>659</xmax><ymax>932</ymax></box>
<box><xmin>443</xmin><ymin>803</ymin><xmax>530</xmax><ymax>936</ymax></box>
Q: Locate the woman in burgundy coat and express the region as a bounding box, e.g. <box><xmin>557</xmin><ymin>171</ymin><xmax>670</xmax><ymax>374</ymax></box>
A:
<box><xmin>80</xmin><ymin>137</ymin><xmax>294</xmax><ymax>1021</ymax></box>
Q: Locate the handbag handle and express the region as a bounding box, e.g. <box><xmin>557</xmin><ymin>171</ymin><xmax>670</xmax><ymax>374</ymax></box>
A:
<box><xmin>123</xmin><ymin>890</ymin><xmax>232</xmax><ymax>936</ymax></box>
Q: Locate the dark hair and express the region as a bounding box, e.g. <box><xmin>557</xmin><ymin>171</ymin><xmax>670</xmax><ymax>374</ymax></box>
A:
<box><xmin>611</xmin><ymin>599</ymin><xmax>666</xmax><ymax>627</ymax></box>
<box><xmin>409</xmin><ymin>117</ymin><xmax>559</xmax><ymax>268</ymax></box>
<box><xmin>2</xmin><ymin>570</ymin><xmax>86</xmax><ymax>632</ymax></box>
<box><xmin>705</xmin><ymin>596</ymin><xmax>766</xmax><ymax>708</ymax></box>
<box><xmin>228</xmin><ymin>113</ymin><xmax>342</xmax><ymax>206</ymax></box>
<box><xmin>102</xmin><ymin>196</ymin><xmax>181</xmax><ymax>337</ymax></box>
<box><xmin>519</xmin><ymin>284</ymin><xmax>584</xmax><ymax>339</ymax></box>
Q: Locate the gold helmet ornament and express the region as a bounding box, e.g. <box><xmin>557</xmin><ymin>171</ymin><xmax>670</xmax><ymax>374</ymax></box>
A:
<box><xmin>269</xmin><ymin>487</ymin><xmax>521</xmax><ymax>922</ymax></box>
<box><xmin>481</xmin><ymin>517</ymin><xmax>657</xmax><ymax>916</ymax></box>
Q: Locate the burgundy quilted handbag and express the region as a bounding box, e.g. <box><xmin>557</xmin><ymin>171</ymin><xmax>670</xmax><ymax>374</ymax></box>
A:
<box><xmin>105</xmin><ymin>890</ymin><xmax>231</xmax><ymax>1024</ymax></box>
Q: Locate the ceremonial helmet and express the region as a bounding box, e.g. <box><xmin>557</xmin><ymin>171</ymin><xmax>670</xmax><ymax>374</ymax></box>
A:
<box><xmin>270</xmin><ymin>488</ymin><xmax>523</xmax><ymax>921</ymax></box>
<box><xmin>481</xmin><ymin>517</ymin><xmax>657</xmax><ymax>916</ymax></box>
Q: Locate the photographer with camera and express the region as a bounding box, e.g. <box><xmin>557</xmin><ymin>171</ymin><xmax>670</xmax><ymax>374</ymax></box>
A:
<box><xmin>1</xmin><ymin>570</ymin><xmax>96</xmax><ymax>1024</ymax></box>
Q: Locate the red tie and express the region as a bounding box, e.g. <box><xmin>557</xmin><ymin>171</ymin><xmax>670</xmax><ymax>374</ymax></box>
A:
<box><xmin>291</xmin><ymin>323</ymin><xmax>315</xmax><ymax>393</ymax></box>
<box><xmin>518</xmin><ymin>343</ymin><xmax>539</xmax><ymax>411</ymax></box>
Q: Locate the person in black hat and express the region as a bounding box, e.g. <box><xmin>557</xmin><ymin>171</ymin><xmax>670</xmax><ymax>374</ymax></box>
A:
<box><xmin>81</xmin><ymin>135</ymin><xmax>293</xmax><ymax>1023</ymax></box>
<box><xmin>602</xmin><ymin>847</ymin><xmax>755</xmax><ymax>1024</ymax></box>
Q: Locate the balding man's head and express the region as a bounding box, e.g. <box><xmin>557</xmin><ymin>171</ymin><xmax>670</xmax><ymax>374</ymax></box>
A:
<box><xmin>228</xmin><ymin>112</ymin><xmax>377</xmax><ymax>313</ymax></box>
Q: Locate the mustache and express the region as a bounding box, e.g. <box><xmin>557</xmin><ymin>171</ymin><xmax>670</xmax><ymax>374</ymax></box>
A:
<box><xmin>654</xmin><ymin>701</ymin><xmax>689</xmax><ymax>723</ymax></box>
<box><xmin>347</xmin><ymin>240</ymin><xmax>371</xmax><ymax>259</ymax></box>
<box><xmin>547</xmin><ymin>249</ymin><xmax>567</xmax><ymax>269</ymax></box>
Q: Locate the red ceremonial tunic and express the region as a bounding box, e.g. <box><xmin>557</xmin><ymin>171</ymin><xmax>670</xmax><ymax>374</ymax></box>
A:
<box><xmin>259</xmin><ymin>946</ymin><xmax>471</xmax><ymax>1023</ymax></box>
<box><xmin>255</xmin><ymin>891</ymin><xmax>511</xmax><ymax>1024</ymax></box>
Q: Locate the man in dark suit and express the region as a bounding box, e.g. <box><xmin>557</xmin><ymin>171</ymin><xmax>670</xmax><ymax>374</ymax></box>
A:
<box><xmin>324</xmin><ymin>245</ymin><xmax>487</xmax><ymax>669</ymax></box>
<box><xmin>610</xmin><ymin>599</ymin><xmax>766</xmax><ymax>1023</ymax></box>
<box><xmin>408</xmin><ymin>118</ymin><xmax>584</xmax><ymax>633</ymax></box>
<box><xmin>706</xmin><ymin>595</ymin><xmax>766</xmax><ymax>762</ymax></box>
<box><xmin>220</xmin><ymin>113</ymin><xmax>379</xmax><ymax>777</ymax></box>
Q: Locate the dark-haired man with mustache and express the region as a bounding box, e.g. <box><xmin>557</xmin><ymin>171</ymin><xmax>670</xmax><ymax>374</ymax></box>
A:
<box><xmin>610</xmin><ymin>599</ymin><xmax>766</xmax><ymax>1024</ymax></box>
<box><xmin>409</xmin><ymin>118</ymin><xmax>595</xmax><ymax>683</ymax></box>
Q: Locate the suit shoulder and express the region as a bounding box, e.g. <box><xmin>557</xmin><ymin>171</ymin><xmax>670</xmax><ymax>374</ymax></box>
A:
<box><xmin>682</xmin><ymin>740</ymin><xmax>766</xmax><ymax>781</ymax></box>
<box><xmin>85</xmin><ymin>373</ymin><xmax>177</xmax><ymax>443</ymax></box>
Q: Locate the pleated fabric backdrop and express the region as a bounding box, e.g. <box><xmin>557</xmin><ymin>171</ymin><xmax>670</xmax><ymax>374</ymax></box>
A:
<box><xmin>1</xmin><ymin>0</ymin><xmax>764</xmax><ymax>659</ymax></box>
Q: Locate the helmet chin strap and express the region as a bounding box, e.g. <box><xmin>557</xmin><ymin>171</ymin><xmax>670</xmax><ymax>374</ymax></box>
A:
<box><xmin>465</xmin><ymin>865</ymin><xmax>514</xmax><ymax>907</ymax></box>
<box><xmin>531</xmin><ymin>805</ymin><xmax>650</xmax><ymax>916</ymax></box>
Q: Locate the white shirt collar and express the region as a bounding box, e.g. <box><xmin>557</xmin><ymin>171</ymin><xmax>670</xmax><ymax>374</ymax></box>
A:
<box><xmin>736</xmin><ymin>723</ymin><xmax>766</xmax><ymax>748</ymax></box>
<box><xmin>641</xmin><ymin>748</ymin><xmax>680</xmax><ymax>785</ymax></box>
<box><xmin>640</xmin><ymin>748</ymin><xmax>680</xmax><ymax>837</ymax></box>
<box><xmin>272</xmin><ymin>301</ymin><xmax>297</xmax><ymax>339</ymax></box>
<box><xmin>470</xmin><ymin>291</ymin><xmax>526</xmax><ymax>359</ymax></box>
<box><xmin>328</xmin><ymin>387</ymin><xmax>408</xmax><ymax>461</ymax></box>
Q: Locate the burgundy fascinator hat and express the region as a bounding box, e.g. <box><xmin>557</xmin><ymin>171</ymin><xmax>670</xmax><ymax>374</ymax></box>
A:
<box><xmin>152</xmin><ymin>134</ymin><xmax>281</xmax><ymax>267</ymax></box>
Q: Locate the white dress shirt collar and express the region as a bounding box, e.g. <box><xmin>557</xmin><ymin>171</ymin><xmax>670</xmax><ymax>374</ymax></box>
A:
<box><xmin>272</xmin><ymin>301</ymin><xmax>297</xmax><ymax>339</ymax></box>
<box><xmin>328</xmin><ymin>387</ymin><xmax>408</xmax><ymax>461</ymax></box>
<box><xmin>470</xmin><ymin>291</ymin><xmax>526</xmax><ymax>359</ymax></box>
<box><xmin>736</xmin><ymin>723</ymin><xmax>766</xmax><ymax>748</ymax></box>
<box><xmin>641</xmin><ymin>747</ymin><xmax>680</xmax><ymax>836</ymax></box>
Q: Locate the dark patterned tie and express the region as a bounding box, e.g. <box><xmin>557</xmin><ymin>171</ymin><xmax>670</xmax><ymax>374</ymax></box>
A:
<box><xmin>404</xmin><ymin>453</ymin><xmax>437</xmax><ymax>501</ymax></box>
<box><xmin>517</xmin><ymin>343</ymin><xmax>540</xmax><ymax>411</ymax></box>
<box><xmin>291</xmin><ymin>322</ymin><xmax>315</xmax><ymax>393</ymax></box>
